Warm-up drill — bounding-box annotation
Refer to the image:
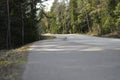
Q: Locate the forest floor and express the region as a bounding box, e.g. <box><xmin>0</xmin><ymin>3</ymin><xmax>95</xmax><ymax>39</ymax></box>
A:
<box><xmin>0</xmin><ymin>44</ymin><xmax>30</xmax><ymax>80</ymax></box>
<box><xmin>0</xmin><ymin>35</ymin><xmax>56</xmax><ymax>80</ymax></box>
<box><xmin>87</xmin><ymin>31</ymin><xmax>120</xmax><ymax>39</ymax></box>
<box><xmin>101</xmin><ymin>31</ymin><xmax>120</xmax><ymax>38</ymax></box>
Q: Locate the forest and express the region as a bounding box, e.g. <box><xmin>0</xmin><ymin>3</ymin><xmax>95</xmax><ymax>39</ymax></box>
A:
<box><xmin>0</xmin><ymin>0</ymin><xmax>46</xmax><ymax>49</ymax></box>
<box><xmin>41</xmin><ymin>0</ymin><xmax>120</xmax><ymax>35</ymax></box>
<box><xmin>0</xmin><ymin>0</ymin><xmax>120</xmax><ymax>50</ymax></box>
<box><xmin>0</xmin><ymin>0</ymin><xmax>120</xmax><ymax>80</ymax></box>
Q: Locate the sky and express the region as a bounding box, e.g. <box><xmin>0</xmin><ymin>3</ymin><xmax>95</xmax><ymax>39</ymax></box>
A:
<box><xmin>42</xmin><ymin>0</ymin><xmax>54</xmax><ymax>11</ymax></box>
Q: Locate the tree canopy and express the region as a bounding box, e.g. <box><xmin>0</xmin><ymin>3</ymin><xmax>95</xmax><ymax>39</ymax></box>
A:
<box><xmin>0</xmin><ymin>0</ymin><xmax>48</xmax><ymax>49</ymax></box>
<box><xmin>42</xmin><ymin>0</ymin><xmax>120</xmax><ymax>35</ymax></box>
<box><xmin>1</xmin><ymin>0</ymin><xmax>120</xmax><ymax>49</ymax></box>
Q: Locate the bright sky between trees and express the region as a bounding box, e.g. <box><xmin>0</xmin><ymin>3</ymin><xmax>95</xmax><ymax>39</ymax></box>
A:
<box><xmin>36</xmin><ymin>0</ymin><xmax>69</xmax><ymax>11</ymax></box>
<box><xmin>42</xmin><ymin>0</ymin><xmax>54</xmax><ymax>11</ymax></box>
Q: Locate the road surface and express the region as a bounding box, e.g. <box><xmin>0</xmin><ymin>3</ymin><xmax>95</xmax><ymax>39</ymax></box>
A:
<box><xmin>22</xmin><ymin>34</ymin><xmax>120</xmax><ymax>80</ymax></box>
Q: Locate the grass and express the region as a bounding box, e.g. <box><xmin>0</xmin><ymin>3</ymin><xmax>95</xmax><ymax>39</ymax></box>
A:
<box><xmin>101</xmin><ymin>31</ymin><xmax>120</xmax><ymax>38</ymax></box>
<box><xmin>87</xmin><ymin>31</ymin><xmax>120</xmax><ymax>39</ymax></box>
<box><xmin>40</xmin><ymin>35</ymin><xmax>56</xmax><ymax>40</ymax></box>
<box><xmin>0</xmin><ymin>45</ymin><xmax>30</xmax><ymax>80</ymax></box>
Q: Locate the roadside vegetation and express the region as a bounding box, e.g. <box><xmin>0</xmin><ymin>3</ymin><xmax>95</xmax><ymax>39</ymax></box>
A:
<box><xmin>0</xmin><ymin>0</ymin><xmax>56</xmax><ymax>79</ymax></box>
<box><xmin>40</xmin><ymin>0</ymin><xmax>120</xmax><ymax>38</ymax></box>
<box><xmin>40</xmin><ymin>35</ymin><xmax>56</xmax><ymax>40</ymax></box>
<box><xmin>0</xmin><ymin>45</ymin><xmax>29</xmax><ymax>80</ymax></box>
<box><xmin>0</xmin><ymin>0</ymin><xmax>120</xmax><ymax>50</ymax></box>
<box><xmin>0</xmin><ymin>0</ymin><xmax>48</xmax><ymax>50</ymax></box>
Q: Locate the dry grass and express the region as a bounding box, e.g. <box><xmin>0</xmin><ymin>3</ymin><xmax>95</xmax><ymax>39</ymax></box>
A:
<box><xmin>102</xmin><ymin>31</ymin><xmax>120</xmax><ymax>38</ymax></box>
<box><xmin>0</xmin><ymin>45</ymin><xmax>30</xmax><ymax>80</ymax></box>
<box><xmin>41</xmin><ymin>36</ymin><xmax>56</xmax><ymax>40</ymax></box>
<box><xmin>87</xmin><ymin>31</ymin><xmax>99</xmax><ymax>36</ymax></box>
<box><xmin>87</xmin><ymin>31</ymin><xmax>120</xmax><ymax>38</ymax></box>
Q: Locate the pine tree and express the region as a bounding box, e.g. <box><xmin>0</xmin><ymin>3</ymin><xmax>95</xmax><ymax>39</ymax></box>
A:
<box><xmin>69</xmin><ymin>0</ymin><xmax>77</xmax><ymax>33</ymax></box>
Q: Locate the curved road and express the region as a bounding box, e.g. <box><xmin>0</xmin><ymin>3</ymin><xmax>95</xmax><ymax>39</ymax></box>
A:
<box><xmin>23</xmin><ymin>34</ymin><xmax>120</xmax><ymax>80</ymax></box>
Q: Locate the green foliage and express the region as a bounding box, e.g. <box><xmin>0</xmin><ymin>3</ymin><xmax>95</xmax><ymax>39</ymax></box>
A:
<box><xmin>114</xmin><ymin>2</ymin><xmax>120</xmax><ymax>30</ymax></box>
<box><xmin>70</xmin><ymin>0</ymin><xmax>78</xmax><ymax>33</ymax></box>
<box><xmin>42</xmin><ymin>0</ymin><xmax>120</xmax><ymax>36</ymax></box>
<box><xmin>0</xmin><ymin>0</ymin><xmax>45</xmax><ymax>49</ymax></box>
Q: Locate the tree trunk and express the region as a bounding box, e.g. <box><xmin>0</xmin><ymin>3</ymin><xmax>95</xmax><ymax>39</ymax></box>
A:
<box><xmin>7</xmin><ymin>0</ymin><xmax>11</xmax><ymax>49</ymax></box>
<box><xmin>21</xmin><ymin>4</ymin><xmax>24</xmax><ymax>45</ymax></box>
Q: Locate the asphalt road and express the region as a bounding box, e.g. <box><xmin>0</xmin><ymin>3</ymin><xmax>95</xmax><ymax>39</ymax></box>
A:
<box><xmin>22</xmin><ymin>34</ymin><xmax>120</xmax><ymax>80</ymax></box>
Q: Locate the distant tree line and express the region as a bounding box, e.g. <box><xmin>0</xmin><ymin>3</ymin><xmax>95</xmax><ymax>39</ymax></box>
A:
<box><xmin>42</xmin><ymin>0</ymin><xmax>120</xmax><ymax>35</ymax></box>
<box><xmin>0</xmin><ymin>0</ymin><xmax>48</xmax><ymax>49</ymax></box>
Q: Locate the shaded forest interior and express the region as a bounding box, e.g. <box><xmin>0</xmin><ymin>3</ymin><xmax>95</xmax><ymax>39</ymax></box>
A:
<box><xmin>0</xmin><ymin>0</ymin><xmax>120</xmax><ymax>50</ymax></box>
<box><xmin>0</xmin><ymin>0</ymin><xmax>45</xmax><ymax>49</ymax></box>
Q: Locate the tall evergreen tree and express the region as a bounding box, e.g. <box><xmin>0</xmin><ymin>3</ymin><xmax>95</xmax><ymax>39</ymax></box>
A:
<box><xmin>0</xmin><ymin>0</ymin><xmax>48</xmax><ymax>49</ymax></box>
<box><xmin>69</xmin><ymin>0</ymin><xmax>77</xmax><ymax>33</ymax></box>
